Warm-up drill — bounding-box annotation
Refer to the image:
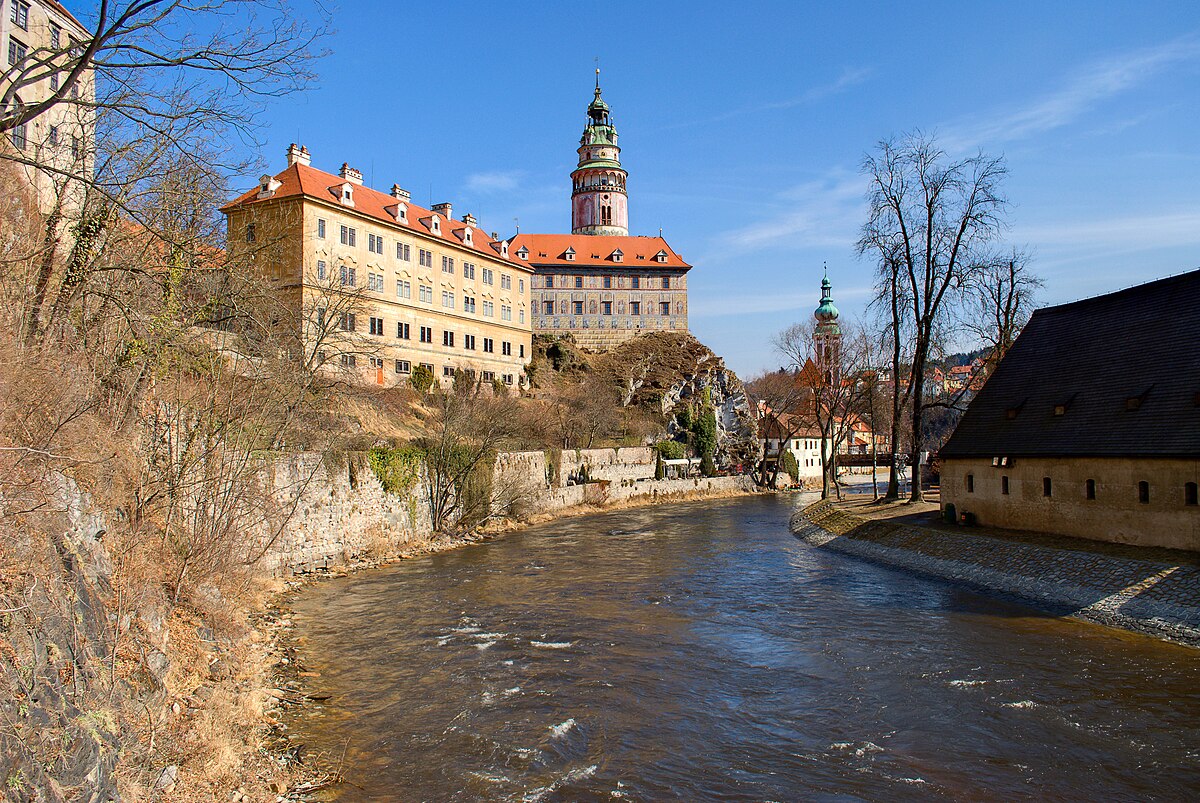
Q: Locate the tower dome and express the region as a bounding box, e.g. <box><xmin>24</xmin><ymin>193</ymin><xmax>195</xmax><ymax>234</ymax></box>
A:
<box><xmin>571</xmin><ymin>70</ymin><xmax>629</xmax><ymax>236</ymax></box>
<box><xmin>814</xmin><ymin>275</ymin><xmax>840</xmax><ymax>329</ymax></box>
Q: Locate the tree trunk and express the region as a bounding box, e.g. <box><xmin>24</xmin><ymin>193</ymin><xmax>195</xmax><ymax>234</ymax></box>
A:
<box><xmin>909</xmin><ymin>348</ymin><xmax>926</xmax><ymax>502</ymax></box>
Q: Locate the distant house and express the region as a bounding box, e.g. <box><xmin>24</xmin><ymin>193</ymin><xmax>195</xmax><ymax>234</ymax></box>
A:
<box><xmin>759</xmin><ymin>412</ymin><xmax>824</xmax><ymax>482</ymax></box>
<box><xmin>939</xmin><ymin>270</ymin><xmax>1200</xmax><ymax>550</ymax></box>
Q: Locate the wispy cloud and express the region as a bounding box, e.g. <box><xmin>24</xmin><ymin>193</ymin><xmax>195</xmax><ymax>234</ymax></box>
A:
<box><xmin>708</xmin><ymin>172</ymin><xmax>867</xmax><ymax>254</ymax></box>
<box><xmin>660</xmin><ymin>67</ymin><xmax>872</xmax><ymax>131</ymax></box>
<box><xmin>1016</xmin><ymin>208</ymin><xmax>1200</xmax><ymax>252</ymax></box>
<box><xmin>690</xmin><ymin>284</ymin><xmax>872</xmax><ymax>318</ymax></box>
<box><xmin>464</xmin><ymin>170</ymin><xmax>524</xmax><ymax>194</ymax></box>
<box><xmin>942</xmin><ymin>35</ymin><xmax>1200</xmax><ymax>148</ymax></box>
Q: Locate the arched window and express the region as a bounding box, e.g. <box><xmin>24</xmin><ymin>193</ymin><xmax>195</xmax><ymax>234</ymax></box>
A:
<box><xmin>600</xmin><ymin>204</ymin><xmax>612</xmax><ymax>226</ymax></box>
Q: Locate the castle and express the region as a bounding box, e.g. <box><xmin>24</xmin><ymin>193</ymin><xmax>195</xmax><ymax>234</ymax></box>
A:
<box><xmin>509</xmin><ymin>72</ymin><xmax>692</xmax><ymax>351</ymax></box>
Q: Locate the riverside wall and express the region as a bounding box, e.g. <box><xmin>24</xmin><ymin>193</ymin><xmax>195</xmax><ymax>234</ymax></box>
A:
<box><xmin>791</xmin><ymin>499</ymin><xmax>1200</xmax><ymax>647</ymax></box>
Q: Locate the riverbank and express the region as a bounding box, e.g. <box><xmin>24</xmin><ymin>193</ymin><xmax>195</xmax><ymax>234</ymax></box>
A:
<box><xmin>791</xmin><ymin>498</ymin><xmax>1200</xmax><ymax>648</ymax></box>
<box><xmin>254</xmin><ymin>476</ymin><xmax>762</xmax><ymax>799</ymax></box>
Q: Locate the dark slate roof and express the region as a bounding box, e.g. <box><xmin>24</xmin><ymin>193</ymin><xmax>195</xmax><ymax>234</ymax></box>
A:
<box><xmin>940</xmin><ymin>269</ymin><xmax>1200</xmax><ymax>459</ymax></box>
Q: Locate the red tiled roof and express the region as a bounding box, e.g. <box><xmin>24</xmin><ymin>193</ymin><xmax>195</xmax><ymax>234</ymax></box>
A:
<box><xmin>221</xmin><ymin>161</ymin><xmax>522</xmax><ymax>265</ymax></box>
<box><xmin>508</xmin><ymin>233</ymin><xmax>691</xmax><ymax>270</ymax></box>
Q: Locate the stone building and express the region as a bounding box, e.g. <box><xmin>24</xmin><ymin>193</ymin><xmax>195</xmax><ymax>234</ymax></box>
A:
<box><xmin>940</xmin><ymin>269</ymin><xmax>1200</xmax><ymax>550</ymax></box>
<box><xmin>511</xmin><ymin>74</ymin><xmax>691</xmax><ymax>351</ymax></box>
<box><xmin>221</xmin><ymin>146</ymin><xmax>534</xmax><ymax>389</ymax></box>
<box><xmin>2</xmin><ymin>0</ymin><xmax>94</xmax><ymax>215</ymax></box>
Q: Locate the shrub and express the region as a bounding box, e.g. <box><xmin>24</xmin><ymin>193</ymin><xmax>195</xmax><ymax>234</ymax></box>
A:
<box><xmin>654</xmin><ymin>440</ymin><xmax>687</xmax><ymax>460</ymax></box>
<box><xmin>366</xmin><ymin>444</ymin><xmax>425</xmax><ymax>494</ymax></box>
<box><xmin>410</xmin><ymin>364</ymin><xmax>434</xmax><ymax>392</ymax></box>
<box><xmin>780</xmin><ymin>450</ymin><xmax>799</xmax><ymax>482</ymax></box>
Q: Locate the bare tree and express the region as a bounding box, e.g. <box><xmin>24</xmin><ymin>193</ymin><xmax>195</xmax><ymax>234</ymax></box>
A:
<box><xmin>960</xmin><ymin>249</ymin><xmax>1042</xmax><ymax>368</ymax></box>
<box><xmin>858</xmin><ymin>131</ymin><xmax>1008</xmax><ymax>501</ymax></box>
<box><xmin>745</xmin><ymin>368</ymin><xmax>816</xmax><ymax>488</ymax></box>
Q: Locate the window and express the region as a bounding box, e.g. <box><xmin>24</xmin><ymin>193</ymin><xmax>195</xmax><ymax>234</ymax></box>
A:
<box><xmin>50</xmin><ymin>22</ymin><xmax>60</xmax><ymax>48</ymax></box>
<box><xmin>1138</xmin><ymin>481</ymin><xmax>1150</xmax><ymax>504</ymax></box>
<box><xmin>395</xmin><ymin>360</ymin><xmax>411</xmax><ymax>374</ymax></box>
<box><xmin>519</xmin><ymin>344</ymin><xmax>525</xmax><ymax>358</ymax></box>
<box><xmin>317</xmin><ymin>218</ymin><xmax>326</xmax><ymax>239</ymax></box>
<box><xmin>483</xmin><ymin>338</ymin><xmax>494</xmax><ymax>353</ymax></box>
<box><xmin>397</xmin><ymin>321</ymin><xmax>410</xmax><ymax>339</ymax></box>
<box><xmin>662</xmin><ymin>276</ymin><xmax>670</xmax><ymax>289</ymax></box>
<box><xmin>442</xmin><ymin>330</ymin><xmax>454</xmax><ymax>348</ymax></box>
<box><xmin>1043</xmin><ymin>477</ymin><xmax>1052</xmax><ymax>497</ymax></box>
<box><xmin>631</xmin><ymin>276</ymin><xmax>640</xmax><ymax>289</ymax></box>
<box><xmin>49</xmin><ymin>73</ymin><xmax>58</xmax><ymax>91</ymax></box>
<box><xmin>600</xmin><ymin>204</ymin><xmax>612</xmax><ymax>226</ymax></box>
<box><xmin>482</xmin><ymin>267</ymin><xmax>494</xmax><ymax>285</ymax></box>
<box><xmin>482</xmin><ymin>371</ymin><xmax>495</xmax><ymax>382</ymax></box>
<box><xmin>442</xmin><ymin>255</ymin><xmax>454</xmax><ymax>273</ymax></box>
<box><xmin>543</xmin><ymin>300</ymin><xmax>554</xmax><ymax>315</ymax></box>
<box><xmin>464</xmin><ymin>297</ymin><xmax>476</xmax><ymax>314</ymax></box>
<box><xmin>501</xmin><ymin>305</ymin><xmax>512</xmax><ymax>321</ymax></box>
<box><xmin>367</xmin><ymin>233</ymin><xmax>384</xmax><ymax>254</ymax></box>
<box><xmin>419</xmin><ymin>285</ymin><xmax>433</xmax><ymax>303</ymax></box>
<box><xmin>10</xmin><ymin>1</ymin><xmax>29</xmax><ymax>30</ymax></box>
<box><xmin>1187</xmin><ymin>482</ymin><xmax>1198</xmax><ymax>506</ymax></box>
<box><xmin>501</xmin><ymin>274</ymin><xmax>511</xmax><ymax>290</ymax></box>
<box><xmin>316</xmin><ymin>307</ymin><xmax>327</xmax><ymax>327</ymax></box>
<box><xmin>9</xmin><ymin>37</ymin><xmax>27</xmax><ymax>67</ymax></box>
<box><xmin>504</xmin><ymin>374</ymin><xmax>514</xmax><ymax>385</ymax></box>
<box><xmin>603</xmin><ymin>276</ymin><xmax>612</xmax><ymax>289</ymax></box>
<box><xmin>630</xmin><ymin>301</ymin><xmax>641</xmax><ymax>316</ymax></box>
<box><xmin>544</xmin><ymin>275</ymin><xmax>555</xmax><ymax>289</ymax></box>
<box><xmin>419</xmin><ymin>249</ymin><xmax>433</xmax><ymax>267</ymax></box>
<box><xmin>419</xmin><ymin>326</ymin><xmax>432</xmax><ymax>343</ymax></box>
<box><xmin>420</xmin><ymin>362</ymin><xmax>434</xmax><ymax>374</ymax></box>
<box><xmin>70</xmin><ymin>134</ymin><xmax>79</xmax><ymax>161</ymax></box>
<box><xmin>464</xmin><ymin>334</ymin><xmax>476</xmax><ymax>350</ymax></box>
<box><xmin>602</xmin><ymin>301</ymin><xmax>612</xmax><ymax>315</ymax></box>
<box><xmin>368</xmin><ymin>272</ymin><xmax>383</xmax><ymax>291</ymax></box>
<box><xmin>339</xmin><ymin>265</ymin><xmax>356</xmax><ymax>286</ymax></box>
<box><xmin>396</xmin><ymin>242</ymin><xmax>411</xmax><ymax>261</ymax></box>
<box><xmin>340</xmin><ymin>354</ymin><xmax>356</xmax><ymax>368</ymax></box>
<box><xmin>443</xmin><ymin>366</ymin><xmax>455</xmax><ymax>378</ymax></box>
<box><xmin>966</xmin><ymin>474</ymin><xmax>974</xmax><ymax>493</ymax></box>
<box><xmin>519</xmin><ymin>308</ymin><xmax>525</xmax><ymax>324</ymax></box>
<box><xmin>245</xmin><ymin>224</ymin><xmax>256</xmax><ymax>243</ymax></box>
<box><xmin>502</xmin><ymin>341</ymin><xmax>512</xmax><ymax>356</ymax></box>
<box><xmin>441</xmin><ymin>291</ymin><xmax>454</xmax><ymax>309</ymax></box>
<box><xmin>1085</xmin><ymin>479</ymin><xmax>1096</xmax><ymax>500</ymax></box>
<box><xmin>463</xmin><ymin>262</ymin><xmax>476</xmax><ymax>279</ymax></box>
<box><xmin>660</xmin><ymin>301</ymin><xmax>670</xmax><ymax>316</ymax></box>
<box><xmin>572</xmin><ymin>301</ymin><xmax>584</xmax><ymax>315</ymax></box>
<box><xmin>1001</xmin><ymin>476</ymin><xmax>1009</xmax><ymax>495</ymax></box>
<box><xmin>396</xmin><ymin>279</ymin><xmax>411</xmax><ymax>299</ymax></box>
<box><xmin>575</xmin><ymin>276</ymin><xmax>583</xmax><ymax>289</ymax></box>
<box><xmin>519</xmin><ymin>279</ymin><xmax>524</xmax><ymax>293</ymax></box>
<box><xmin>369</xmin><ymin>317</ymin><xmax>384</xmax><ymax>336</ymax></box>
<box><xmin>482</xmin><ymin>301</ymin><xmax>494</xmax><ymax>317</ymax></box>
<box><xmin>339</xmin><ymin>225</ymin><xmax>356</xmax><ymax>247</ymax></box>
<box><xmin>339</xmin><ymin>312</ymin><xmax>355</xmax><ymax>331</ymax></box>
<box><xmin>316</xmin><ymin>257</ymin><xmax>326</xmax><ymax>279</ymax></box>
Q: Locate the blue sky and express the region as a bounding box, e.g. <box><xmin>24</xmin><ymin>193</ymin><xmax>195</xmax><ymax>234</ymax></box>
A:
<box><xmin>245</xmin><ymin>0</ymin><xmax>1200</xmax><ymax>377</ymax></box>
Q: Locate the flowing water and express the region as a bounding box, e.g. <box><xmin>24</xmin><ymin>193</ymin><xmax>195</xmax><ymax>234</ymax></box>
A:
<box><xmin>287</xmin><ymin>495</ymin><xmax>1200</xmax><ymax>801</ymax></box>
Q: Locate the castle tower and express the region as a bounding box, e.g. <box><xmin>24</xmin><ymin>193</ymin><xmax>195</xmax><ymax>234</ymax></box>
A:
<box><xmin>813</xmin><ymin>271</ymin><xmax>842</xmax><ymax>384</ymax></box>
<box><xmin>570</xmin><ymin>70</ymin><xmax>629</xmax><ymax>236</ymax></box>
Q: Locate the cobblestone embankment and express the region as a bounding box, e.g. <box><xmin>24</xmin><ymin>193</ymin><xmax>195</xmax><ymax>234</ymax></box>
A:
<box><xmin>791</xmin><ymin>499</ymin><xmax>1200</xmax><ymax>647</ymax></box>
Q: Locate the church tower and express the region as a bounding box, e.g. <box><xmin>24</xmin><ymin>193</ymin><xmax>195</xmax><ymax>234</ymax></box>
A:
<box><xmin>813</xmin><ymin>271</ymin><xmax>842</xmax><ymax>384</ymax></box>
<box><xmin>571</xmin><ymin>71</ymin><xmax>629</xmax><ymax>236</ymax></box>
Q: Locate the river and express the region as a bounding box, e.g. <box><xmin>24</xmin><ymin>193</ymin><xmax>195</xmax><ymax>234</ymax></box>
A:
<box><xmin>286</xmin><ymin>495</ymin><xmax>1200</xmax><ymax>801</ymax></box>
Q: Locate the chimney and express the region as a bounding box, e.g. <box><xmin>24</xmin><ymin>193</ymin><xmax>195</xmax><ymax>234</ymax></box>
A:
<box><xmin>490</xmin><ymin>231</ymin><xmax>498</xmax><ymax>240</ymax></box>
<box><xmin>432</xmin><ymin>202</ymin><xmax>453</xmax><ymax>220</ymax></box>
<box><xmin>286</xmin><ymin>143</ymin><xmax>311</xmax><ymax>167</ymax></box>
<box><xmin>339</xmin><ymin>162</ymin><xmax>363</xmax><ymax>186</ymax></box>
<box><xmin>462</xmin><ymin>212</ymin><xmax>478</xmax><ymax>227</ymax></box>
<box><xmin>390</xmin><ymin>184</ymin><xmax>410</xmax><ymax>202</ymax></box>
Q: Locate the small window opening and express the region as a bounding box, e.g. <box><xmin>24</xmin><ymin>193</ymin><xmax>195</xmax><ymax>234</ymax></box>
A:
<box><xmin>1043</xmin><ymin>477</ymin><xmax>1052</xmax><ymax>497</ymax></box>
<box><xmin>1138</xmin><ymin>481</ymin><xmax>1150</xmax><ymax>504</ymax></box>
<box><xmin>1186</xmin><ymin>482</ymin><xmax>1198</xmax><ymax>507</ymax></box>
<box><xmin>1001</xmin><ymin>476</ymin><xmax>1010</xmax><ymax>495</ymax></box>
<box><xmin>966</xmin><ymin>474</ymin><xmax>974</xmax><ymax>493</ymax></box>
<box><xmin>1085</xmin><ymin>479</ymin><xmax>1096</xmax><ymax>500</ymax></box>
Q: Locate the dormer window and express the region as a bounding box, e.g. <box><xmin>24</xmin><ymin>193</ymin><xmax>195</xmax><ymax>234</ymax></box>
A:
<box><xmin>257</xmin><ymin>175</ymin><xmax>282</xmax><ymax>198</ymax></box>
<box><xmin>337</xmin><ymin>182</ymin><xmax>354</xmax><ymax>207</ymax></box>
<box><xmin>564</xmin><ymin>247</ymin><xmax>576</xmax><ymax>261</ymax></box>
<box><xmin>501</xmin><ymin>242</ymin><xmax>509</xmax><ymax>258</ymax></box>
<box><xmin>396</xmin><ymin>203</ymin><xmax>407</xmax><ymax>223</ymax></box>
<box><xmin>464</xmin><ymin>227</ymin><xmax>473</xmax><ymax>245</ymax></box>
<box><xmin>516</xmin><ymin>245</ymin><xmax>529</xmax><ymax>260</ymax></box>
<box><xmin>431</xmin><ymin>217</ymin><xmax>441</xmax><ymax>235</ymax></box>
<box><xmin>611</xmin><ymin>248</ymin><xmax>624</xmax><ymax>263</ymax></box>
<box><xmin>655</xmin><ymin>249</ymin><xmax>668</xmax><ymax>263</ymax></box>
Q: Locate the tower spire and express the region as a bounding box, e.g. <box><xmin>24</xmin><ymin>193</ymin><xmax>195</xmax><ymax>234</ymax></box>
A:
<box><xmin>571</xmin><ymin>73</ymin><xmax>628</xmax><ymax>236</ymax></box>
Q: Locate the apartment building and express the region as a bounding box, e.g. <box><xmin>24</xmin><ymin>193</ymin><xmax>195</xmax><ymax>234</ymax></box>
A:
<box><xmin>221</xmin><ymin>145</ymin><xmax>534</xmax><ymax>388</ymax></box>
<box><xmin>2</xmin><ymin>0</ymin><xmax>94</xmax><ymax>214</ymax></box>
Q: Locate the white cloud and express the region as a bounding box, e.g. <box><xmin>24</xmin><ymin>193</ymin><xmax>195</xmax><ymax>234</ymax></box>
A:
<box><xmin>464</xmin><ymin>170</ymin><xmax>523</xmax><ymax>194</ymax></box>
<box><xmin>709</xmin><ymin>172</ymin><xmax>867</xmax><ymax>253</ymax></box>
<box><xmin>1015</xmin><ymin>209</ymin><xmax>1200</xmax><ymax>252</ymax></box>
<box><xmin>942</xmin><ymin>35</ymin><xmax>1200</xmax><ymax>149</ymax></box>
<box><xmin>690</xmin><ymin>283</ymin><xmax>872</xmax><ymax>318</ymax></box>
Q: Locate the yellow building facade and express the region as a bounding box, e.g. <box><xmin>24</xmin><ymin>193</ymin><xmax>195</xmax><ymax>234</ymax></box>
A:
<box><xmin>221</xmin><ymin>146</ymin><xmax>533</xmax><ymax>388</ymax></box>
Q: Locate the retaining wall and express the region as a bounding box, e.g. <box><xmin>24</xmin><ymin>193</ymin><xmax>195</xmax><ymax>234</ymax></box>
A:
<box><xmin>792</xmin><ymin>499</ymin><xmax>1200</xmax><ymax>647</ymax></box>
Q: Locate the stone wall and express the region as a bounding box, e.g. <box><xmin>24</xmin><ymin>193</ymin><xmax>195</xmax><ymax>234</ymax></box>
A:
<box><xmin>793</xmin><ymin>499</ymin><xmax>1200</xmax><ymax>646</ymax></box>
<box><xmin>559</xmin><ymin>446</ymin><xmax>656</xmax><ymax>484</ymax></box>
<box><xmin>941</xmin><ymin>456</ymin><xmax>1200</xmax><ymax>550</ymax></box>
<box><xmin>255</xmin><ymin>453</ymin><xmax>433</xmax><ymax>576</ymax></box>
